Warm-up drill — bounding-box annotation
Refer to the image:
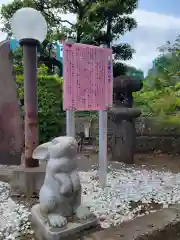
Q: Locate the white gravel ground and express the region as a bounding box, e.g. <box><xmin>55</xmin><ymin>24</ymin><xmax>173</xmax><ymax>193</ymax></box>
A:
<box><xmin>80</xmin><ymin>164</ymin><xmax>180</xmax><ymax>228</ymax></box>
<box><xmin>0</xmin><ymin>182</ymin><xmax>32</xmax><ymax>239</ymax></box>
<box><xmin>1</xmin><ymin>164</ymin><xmax>180</xmax><ymax>238</ymax></box>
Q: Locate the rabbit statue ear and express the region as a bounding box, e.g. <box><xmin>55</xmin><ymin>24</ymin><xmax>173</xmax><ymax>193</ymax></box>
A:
<box><xmin>32</xmin><ymin>142</ymin><xmax>52</xmax><ymax>161</ymax></box>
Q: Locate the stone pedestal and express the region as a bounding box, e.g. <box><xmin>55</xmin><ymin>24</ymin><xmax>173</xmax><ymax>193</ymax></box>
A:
<box><xmin>108</xmin><ymin>108</ymin><xmax>141</xmax><ymax>164</ymax></box>
<box><xmin>109</xmin><ymin>75</ymin><xmax>143</xmax><ymax>164</ymax></box>
<box><xmin>11</xmin><ymin>165</ymin><xmax>46</xmax><ymax>196</ymax></box>
<box><xmin>0</xmin><ymin>41</ymin><xmax>23</xmax><ymax>165</ymax></box>
<box><xmin>112</xmin><ymin>120</ymin><xmax>135</xmax><ymax>164</ymax></box>
<box><xmin>31</xmin><ymin>204</ymin><xmax>99</xmax><ymax>240</ymax></box>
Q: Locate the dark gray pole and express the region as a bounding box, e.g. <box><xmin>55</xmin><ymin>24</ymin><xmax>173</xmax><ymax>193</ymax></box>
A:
<box><xmin>23</xmin><ymin>43</ymin><xmax>39</xmax><ymax>167</ymax></box>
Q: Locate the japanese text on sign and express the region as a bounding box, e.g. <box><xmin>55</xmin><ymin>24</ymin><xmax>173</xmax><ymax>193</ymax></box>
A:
<box><xmin>63</xmin><ymin>43</ymin><xmax>113</xmax><ymax>111</ymax></box>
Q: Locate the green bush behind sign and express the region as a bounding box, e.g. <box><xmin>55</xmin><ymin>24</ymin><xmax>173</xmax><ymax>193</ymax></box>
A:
<box><xmin>16</xmin><ymin>72</ymin><xmax>65</xmax><ymax>144</ymax></box>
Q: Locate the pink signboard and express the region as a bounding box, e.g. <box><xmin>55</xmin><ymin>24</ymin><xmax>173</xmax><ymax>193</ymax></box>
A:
<box><xmin>63</xmin><ymin>43</ymin><xmax>113</xmax><ymax>111</ymax></box>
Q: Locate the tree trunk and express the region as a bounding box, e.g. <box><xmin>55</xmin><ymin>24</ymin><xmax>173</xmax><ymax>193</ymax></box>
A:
<box><xmin>106</xmin><ymin>16</ymin><xmax>112</xmax><ymax>47</ymax></box>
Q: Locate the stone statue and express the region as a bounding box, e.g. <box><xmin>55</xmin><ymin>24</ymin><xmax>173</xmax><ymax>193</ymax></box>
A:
<box><xmin>108</xmin><ymin>75</ymin><xmax>142</xmax><ymax>164</ymax></box>
<box><xmin>32</xmin><ymin>136</ymin><xmax>94</xmax><ymax>228</ymax></box>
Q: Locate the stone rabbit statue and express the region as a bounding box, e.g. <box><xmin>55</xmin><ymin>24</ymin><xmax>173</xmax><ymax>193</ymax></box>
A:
<box><xmin>32</xmin><ymin>136</ymin><xmax>93</xmax><ymax>228</ymax></box>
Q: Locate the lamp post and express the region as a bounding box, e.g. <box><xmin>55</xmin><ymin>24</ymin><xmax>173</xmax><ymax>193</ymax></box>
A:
<box><xmin>11</xmin><ymin>8</ymin><xmax>47</xmax><ymax>167</ymax></box>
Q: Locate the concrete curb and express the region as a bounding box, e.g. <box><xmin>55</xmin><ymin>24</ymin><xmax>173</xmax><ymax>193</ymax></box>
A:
<box><xmin>86</xmin><ymin>207</ymin><xmax>180</xmax><ymax>240</ymax></box>
<box><xmin>0</xmin><ymin>166</ymin><xmax>15</xmax><ymax>182</ymax></box>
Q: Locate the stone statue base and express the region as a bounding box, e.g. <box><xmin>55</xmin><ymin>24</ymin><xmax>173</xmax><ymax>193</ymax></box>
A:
<box><xmin>31</xmin><ymin>204</ymin><xmax>99</xmax><ymax>240</ymax></box>
<box><xmin>111</xmin><ymin>120</ymin><xmax>136</xmax><ymax>164</ymax></box>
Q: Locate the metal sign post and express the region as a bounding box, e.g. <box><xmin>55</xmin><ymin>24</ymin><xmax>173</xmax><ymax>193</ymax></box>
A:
<box><xmin>99</xmin><ymin>110</ymin><xmax>108</xmax><ymax>188</ymax></box>
<box><xmin>64</xmin><ymin>38</ymin><xmax>76</xmax><ymax>138</ymax></box>
<box><xmin>98</xmin><ymin>44</ymin><xmax>111</xmax><ymax>188</ymax></box>
<box><xmin>66</xmin><ymin>110</ymin><xmax>75</xmax><ymax>137</ymax></box>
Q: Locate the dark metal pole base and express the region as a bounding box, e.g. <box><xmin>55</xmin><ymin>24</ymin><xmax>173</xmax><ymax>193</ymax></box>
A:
<box><xmin>23</xmin><ymin>43</ymin><xmax>39</xmax><ymax>168</ymax></box>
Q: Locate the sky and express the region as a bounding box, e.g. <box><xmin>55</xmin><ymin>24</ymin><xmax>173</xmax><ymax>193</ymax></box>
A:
<box><xmin>0</xmin><ymin>0</ymin><xmax>180</xmax><ymax>74</ymax></box>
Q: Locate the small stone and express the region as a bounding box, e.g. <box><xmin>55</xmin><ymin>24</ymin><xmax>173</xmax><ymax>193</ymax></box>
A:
<box><xmin>12</xmin><ymin>232</ymin><xmax>21</xmax><ymax>238</ymax></box>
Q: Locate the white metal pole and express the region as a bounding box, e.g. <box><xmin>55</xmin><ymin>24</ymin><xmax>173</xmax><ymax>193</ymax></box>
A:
<box><xmin>65</xmin><ymin>37</ymin><xmax>76</xmax><ymax>139</ymax></box>
<box><xmin>99</xmin><ymin>44</ymin><xmax>109</xmax><ymax>189</ymax></box>
<box><xmin>99</xmin><ymin>110</ymin><xmax>108</xmax><ymax>188</ymax></box>
<box><xmin>66</xmin><ymin>110</ymin><xmax>75</xmax><ymax>138</ymax></box>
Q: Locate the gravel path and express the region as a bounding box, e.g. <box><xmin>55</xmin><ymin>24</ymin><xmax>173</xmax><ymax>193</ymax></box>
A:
<box><xmin>0</xmin><ymin>182</ymin><xmax>33</xmax><ymax>239</ymax></box>
<box><xmin>1</xmin><ymin>162</ymin><xmax>180</xmax><ymax>238</ymax></box>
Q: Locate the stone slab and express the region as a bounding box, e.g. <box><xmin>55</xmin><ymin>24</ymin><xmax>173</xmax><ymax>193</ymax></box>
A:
<box><xmin>31</xmin><ymin>204</ymin><xmax>99</xmax><ymax>240</ymax></box>
<box><xmin>85</xmin><ymin>207</ymin><xmax>180</xmax><ymax>240</ymax></box>
<box><xmin>0</xmin><ymin>40</ymin><xmax>23</xmax><ymax>165</ymax></box>
<box><xmin>11</xmin><ymin>165</ymin><xmax>46</xmax><ymax>196</ymax></box>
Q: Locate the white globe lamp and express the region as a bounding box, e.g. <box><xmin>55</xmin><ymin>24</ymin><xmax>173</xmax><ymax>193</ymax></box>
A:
<box><xmin>11</xmin><ymin>7</ymin><xmax>47</xmax><ymax>44</ymax></box>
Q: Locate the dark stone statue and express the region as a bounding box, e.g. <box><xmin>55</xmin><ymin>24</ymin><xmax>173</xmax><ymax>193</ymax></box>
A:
<box><xmin>113</xmin><ymin>75</ymin><xmax>143</xmax><ymax>107</ymax></box>
<box><xmin>108</xmin><ymin>75</ymin><xmax>143</xmax><ymax>164</ymax></box>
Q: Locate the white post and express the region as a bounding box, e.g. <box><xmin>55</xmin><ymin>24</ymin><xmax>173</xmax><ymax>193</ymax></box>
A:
<box><xmin>65</xmin><ymin>37</ymin><xmax>76</xmax><ymax>139</ymax></box>
<box><xmin>98</xmin><ymin>43</ymin><xmax>111</xmax><ymax>189</ymax></box>
<box><xmin>99</xmin><ymin>110</ymin><xmax>108</xmax><ymax>188</ymax></box>
<box><xmin>98</xmin><ymin>43</ymin><xmax>110</xmax><ymax>189</ymax></box>
<box><xmin>66</xmin><ymin>110</ymin><xmax>75</xmax><ymax>137</ymax></box>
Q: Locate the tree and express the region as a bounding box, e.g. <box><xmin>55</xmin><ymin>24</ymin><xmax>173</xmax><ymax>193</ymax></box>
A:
<box><xmin>12</xmin><ymin>47</ymin><xmax>23</xmax><ymax>74</ymax></box>
<box><xmin>84</xmin><ymin>0</ymin><xmax>138</xmax><ymax>75</ymax></box>
<box><xmin>134</xmin><ymin>36</ymin><xmax>180</xmax><ymax>119</ymax></box>
<box><xmin>113</xmin><ymin>62</ymin><xmax>128</xmax><ymax>77</ymax></box>
<box><xmin>0</xmin><ymin>0</ymin><xmax>138</xmax><ymax>75</ymax></box>
<box><xmin>71</xmin><ymin>0</ymin><xmax>138</xmax><ymax>75</ymax></box>
<box><xmin>147</xmin><ymin>37</ymin><xmax>180</xmax><ymax>90</ymax></box>
<box><xmin>0</xmin><ymin>0</ymin><xmax>69</xmax><ymax>73</ymax></box>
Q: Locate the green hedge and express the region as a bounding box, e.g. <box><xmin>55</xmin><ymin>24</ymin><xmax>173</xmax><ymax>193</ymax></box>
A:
<box><xmin>133</xmin><ymin>82</ymin><xmax>180</xmax><ymax>127</ymax></box>
<box><xmin>17</xmin><ymin>74</ymin><xmax>65</xmax><ymax>143</ymax></box>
